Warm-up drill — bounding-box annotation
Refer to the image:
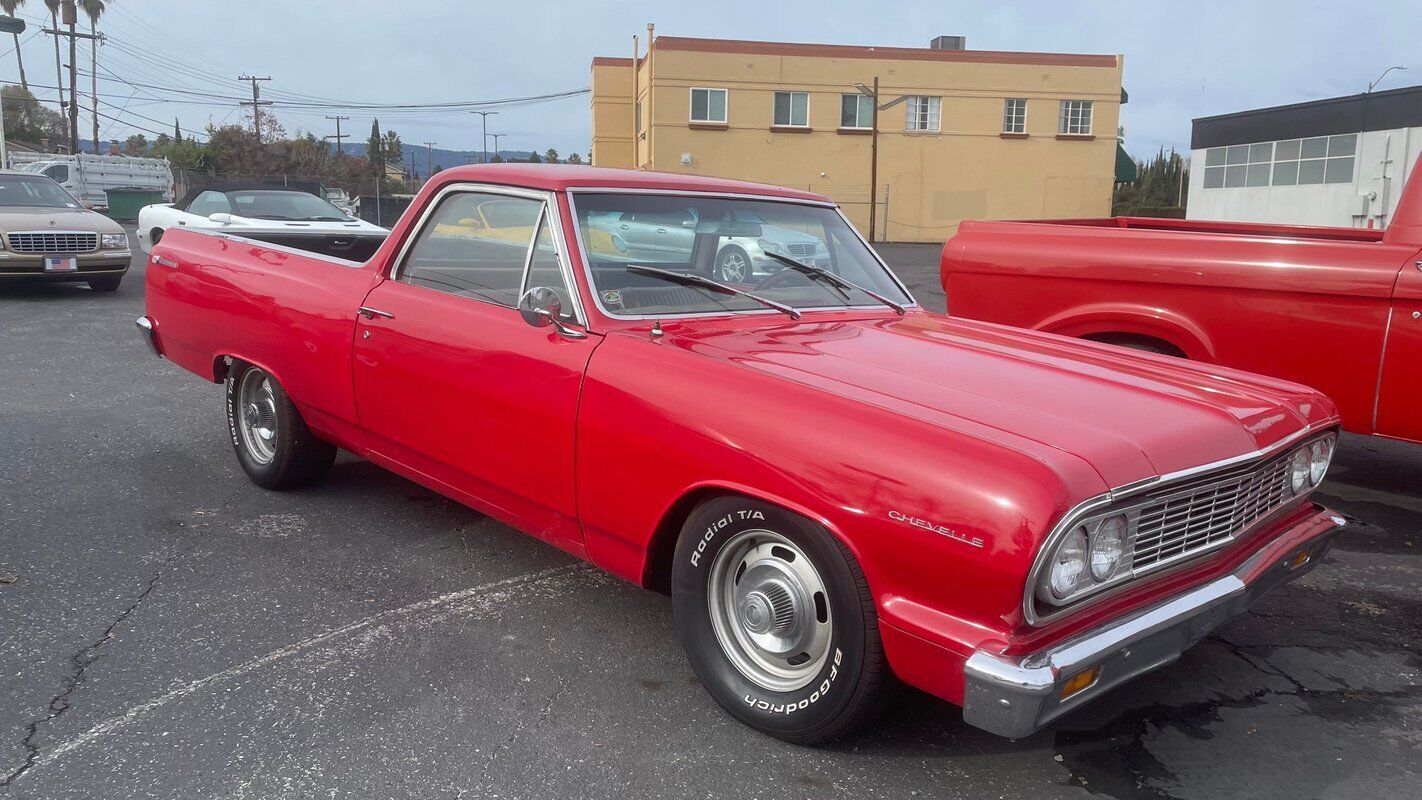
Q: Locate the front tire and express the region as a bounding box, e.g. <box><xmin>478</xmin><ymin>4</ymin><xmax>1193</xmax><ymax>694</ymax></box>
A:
<box><xmin>672</xmin><ymin>496</ymin><xmax>890</xmax><ymax>743</ymax></box>
<box><xmin>714</xmin><ymin>245</ymin><xmax>752</xmax><ymax>283</ymax></box>
<box><xmin>225</xmin><ymin>362</ymin><xmax>336</xmax><ymax>490</ymax></box>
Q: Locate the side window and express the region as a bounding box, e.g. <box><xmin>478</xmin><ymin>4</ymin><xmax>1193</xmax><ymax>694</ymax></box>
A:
<box><xmin>400</xmin><ymin>191</ymin><xmax>543</xmax><ymax>307</ymax></box>
<box><xmin>187</xmin><ymin>191</ymin><xmax>231</xmax><ymax>216</ymax></box>
<box><xmin>523</xmin><ymin>213</ymin><xmax>574</xmax><ymax>320</ymax></box>
<box><xmin>44</xmin><ymin>164</ymin><xmax>69</xmax><ymax>183</ymax></box>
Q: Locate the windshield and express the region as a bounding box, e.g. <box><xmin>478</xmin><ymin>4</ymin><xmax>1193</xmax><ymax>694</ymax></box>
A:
<box><xmin>227</xmin><ymin>190</ymin><xmax>350</xmax><ymax>221</ymax></box>
<box><xmin>0</xmin><ymin>175</ymin><xmax>82</xmax><ymax>208</ymax></box>
<box><xmin>574</xmin><ymin>194</ymin><xmax>910</xmax><ymax>317</ymax></box>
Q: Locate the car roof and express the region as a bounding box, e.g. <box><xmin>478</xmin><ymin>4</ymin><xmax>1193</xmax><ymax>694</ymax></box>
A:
<box><xmin>429</xmin><ymin>164</ymin><xmax>832</xmax><ymax>204</ymax></box>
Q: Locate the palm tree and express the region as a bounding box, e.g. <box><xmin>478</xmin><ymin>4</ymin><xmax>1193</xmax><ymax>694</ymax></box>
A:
<box><xmin>0</xmin><ymin>0</ymin><xmax>29</xmax><ymax>93</ymax></box>
<box><xmin>44</xmin><ymin>0</ymin><xmax>63</xmax><ymax>114</ymax></box>
<box><xmin>78</xmin><ymin>0</ymin><xmax>105</xmax><ymax>153</ymax></box>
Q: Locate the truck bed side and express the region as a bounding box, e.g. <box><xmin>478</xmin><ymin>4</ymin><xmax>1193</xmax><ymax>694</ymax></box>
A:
<box><xmin>941</xmin><ymin>220</ymin><xmax>1415</xmax><ymax>432</ymax></box>
<box><xmin>144</xmin><ymin>229</ymin><xmax>379</xmax><ymax>451</ymax></box>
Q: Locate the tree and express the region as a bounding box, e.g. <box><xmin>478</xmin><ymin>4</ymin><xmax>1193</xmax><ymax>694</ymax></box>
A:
<box><xmin>1112</xmin><ymin>147</ymin><xmax>1189</xmax><ymax>218</ymax></box>
<box><xmin>122</xmin><ymin>132</ymin><xmax>146</xmax><ymax>155</ymax></box>
<box><xmin>0</xmin><ymin>0</ymin><xmax>28</xmax><ymax>93</ymax></box>
<box><xmin>381</xmin><ymin>129</ymin><xmax>402</xmax><ymax>166</ymax></box>
<box><xmin>2</xmin><ymin>86</ymin><xmax>67</xmax><ymax>145</ymax></box>
<box><xmin>366</xmin><ymin>119</ymin><xmax>383</xmax><ymax>169</ymax></box>
<box><xmin>79</xmin><ymin>0</ymin><xmax>108</xmax><ymax>154</ymax></box>
<box><xmin>565</xmin><ymin>152</ymin><xmax>583</xmax><ymax>165</ymax></box>
<box><xmin>174</xmin><ymin>117</ymin><xmax>181</xmax><ymax>141</ymax></box>
<box><xmin>544</xmin><ymin>148</ymin><xmax>558</xmax><ymax>163</ymax></box>
<box><xmin>490</xmin><ymin>153</ymin><xmax>505</xmax><ymax>163</ymax></box>
<box><xmin>526</xmin><ymin>151</ymin><xmax>541</xmax><ymax>163</ymax></box>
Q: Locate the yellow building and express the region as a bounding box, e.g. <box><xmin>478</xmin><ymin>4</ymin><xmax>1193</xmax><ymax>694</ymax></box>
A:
<box><xmin>591</xmin><ymin>35</ymin><xmax>1125</xmax><ymax>242</ymax></box>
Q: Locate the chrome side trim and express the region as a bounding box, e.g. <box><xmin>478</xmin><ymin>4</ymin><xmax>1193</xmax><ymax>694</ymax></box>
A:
<box><xmin>563</xmin><ymin>188</ymin><xmax>917</xmax><ymax>322</ymax></box>
<box><xmin>1371</xmin><ymin>304</ymin><xmax>1395</xmax><ymax>433</ymax></box>
<box><xmin>1022</xmin><ymin>418</ymin><xmax>1341</xmax><ymax>626</ymax></box>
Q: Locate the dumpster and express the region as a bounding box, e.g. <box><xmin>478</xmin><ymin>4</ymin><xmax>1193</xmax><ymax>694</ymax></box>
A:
<box><xmin>104</xmin><ymin>187</ymin><xmax>165</xmax><ymax>221</ymax></box>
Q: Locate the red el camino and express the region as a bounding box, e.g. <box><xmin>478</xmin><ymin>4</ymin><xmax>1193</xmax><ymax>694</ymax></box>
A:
<box><xmin>138</xmin><ymin>165</ymin><xmax>1345</xmax><ymax>743</ymax></box>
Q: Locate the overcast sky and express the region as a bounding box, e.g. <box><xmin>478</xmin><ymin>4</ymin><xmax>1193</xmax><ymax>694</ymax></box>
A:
<box><xmin>5</xmin><ymin>0</ymin><xmax>1419</xmax><ymax>159</ymax></box>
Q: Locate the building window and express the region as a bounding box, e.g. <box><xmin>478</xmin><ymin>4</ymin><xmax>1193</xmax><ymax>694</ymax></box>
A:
<box><xmin>1202</xmin><ymin>133</ymin><xmax>1355</xmax><ymax>189</ymax></box>
<box><xmin>773</xmin><ymin>91</ymin><xmax>809</xmax><ymax>127</ymax></box>
<box><xmin>1058</xmin><ymin>100</ymin><xmax>1093</xmax><ymax>135</ymax></box>
<box><xmin>1003</xmin><ymin>98</ymin><xmax>1027</xmax><ymax>134</ymax></box>
<box><xmin>840</xmin><ymin>94</ymin><xmax>873</xmax><ymax>129</ymax></box>
<box><xmin>905</xmin><ymin>96</ymin><xmax>941</xmax><ymax>132</ymax></box>
<box><xmin>690</xmin><ymin>88</ymin><xmax>728</xmax><ymax>124</ymax></box>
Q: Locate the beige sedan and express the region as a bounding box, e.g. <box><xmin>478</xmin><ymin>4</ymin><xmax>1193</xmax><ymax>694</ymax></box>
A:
<box><xmin>0</xmin><ymin>171</ymin><xmax>131</xmax><ymax>291</ymax></box>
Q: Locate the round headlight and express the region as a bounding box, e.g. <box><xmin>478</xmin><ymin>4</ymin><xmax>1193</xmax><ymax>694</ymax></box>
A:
<box><xmin>1090</xmin><ymin>515</ymin><xmax>1128</xmax><ymax>581</ymax></box>
<box><xmin>1309</xmin><ymin>437</ymin><xmax>1334</xmax><ymax>486</ymax></box>
<box><xmin>1289</xmin><ymin>448</ymin><xmax>1310</xmax><ymax>494</ymax></box>
<box><xmin>1049</xmin><ymin>529</ymin><xmax>1089</xmax><ymax>599</ymax></box>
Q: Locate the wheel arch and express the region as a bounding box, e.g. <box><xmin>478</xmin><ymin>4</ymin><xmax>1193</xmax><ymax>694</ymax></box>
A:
<box><xmin>1035</xmin><ymin>302</ymin><xmax>1217</xmax><ymax>362</ymax></box>
<box><xmin>639</xmin><ymin>481</ymin><xmax>862</xmax><ymax>596</ymax></box>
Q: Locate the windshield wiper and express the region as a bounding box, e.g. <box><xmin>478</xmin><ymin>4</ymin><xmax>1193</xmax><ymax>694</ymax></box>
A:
<box><xmin>762</xmin><ymin>251</ymin><xmax>906</xmax><ymax>315</ymax></box>
<box><xmin>625</xmin><ymin>265</ymin><xmax>801</xmax><ymax>320</ymax></box>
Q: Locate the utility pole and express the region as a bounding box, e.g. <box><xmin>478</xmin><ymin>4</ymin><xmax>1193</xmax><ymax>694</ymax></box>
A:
<box><xmin>237</xmin><ymin>75</ymin><xmax>273</xmax><ymax>144</ymax></box>
<box><xmin>423</xmin><ymin>141</ymin><xmax>436</xmax><ymax>176</ymax></box>
<box><xmin>470</xmin><ymin>111</ymin><xmax>498</xmax><ymax>163</ymax></box>
<box><xmin>490</xmin><ymin>133</ymin><xmax>505</xmax><ymax>162</ymax></box>
<box><xmin>324</xmin><ymin>115</ymin><xmax>349</xmax><ymax>156</ymax></box>
<box><xmin>43</xmin><ymin>2</ymin><xmax>92</xmax><ymax>154</ymax></box>
<box><xmin>0</xmin><ymin>16</ymin><xmax>24</xmax><ymax>167</ymax></box>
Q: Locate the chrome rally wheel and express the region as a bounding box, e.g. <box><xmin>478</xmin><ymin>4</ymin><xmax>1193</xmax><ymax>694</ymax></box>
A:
<box><xmin>236</xmin><ymin>368</ymin><xmax>279</xmax><ymax>465</ymax></box>
<box><xmin>708</xmin><ymin>530</ymin><xmax>832</xmax><ymax>692</ymax></box>
<box><xmin>224</xmin><ymin>362</ymin><xmax>336</xmax><ymax>490</ymax></box>
<box><xmin>672</xmin><ymin>496</ymin><xmax>891</xmax><ymax>743</ymax></box>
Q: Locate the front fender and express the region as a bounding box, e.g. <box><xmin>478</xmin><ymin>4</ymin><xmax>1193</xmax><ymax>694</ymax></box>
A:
<box><xmin>1035</xmin><ymin>302</ymin><xmax>1217</xmax><ymax>361</ymax></box>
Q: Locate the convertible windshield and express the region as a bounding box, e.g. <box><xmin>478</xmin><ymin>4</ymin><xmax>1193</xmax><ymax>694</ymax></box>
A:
<box><xmin>0</xmin><ymin>175</ymin><xmax>81</xmax><ymax>208</ymax></box>
<box><xmin>226</xmin><ymin>190</ymin><xmax>350</xmax><ymax>221</ymax></box>
<box><xmin>573</xmin><ymin>194</ymin><xmax>911</xmax><ymax>316</ymax></box>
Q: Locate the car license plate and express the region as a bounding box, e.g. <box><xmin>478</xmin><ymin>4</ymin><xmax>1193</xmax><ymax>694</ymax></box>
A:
<box><xmin>44</xmin><ymin>257</ymin><xmax>77</xmax><ymax>272</ymax></box>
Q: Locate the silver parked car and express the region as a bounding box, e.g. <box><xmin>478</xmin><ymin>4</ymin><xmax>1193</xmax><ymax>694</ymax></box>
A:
<box><xmin>591</xmin><ymin>207</ymin><xmax>830</xmax><ymax>282</ymax></box>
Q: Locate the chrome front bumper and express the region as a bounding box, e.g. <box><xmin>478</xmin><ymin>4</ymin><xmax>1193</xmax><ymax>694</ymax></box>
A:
<box><xmin>962</xmin><ymin>509</ymin><xmax>1346</xmax><ymax>738</ymax></box>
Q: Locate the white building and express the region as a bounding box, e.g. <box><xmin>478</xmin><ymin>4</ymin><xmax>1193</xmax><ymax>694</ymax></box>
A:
<box><xmin>1187</xmin><ymin>85</ymin><xmax>1422</xmax><ymax>229</ymax></box>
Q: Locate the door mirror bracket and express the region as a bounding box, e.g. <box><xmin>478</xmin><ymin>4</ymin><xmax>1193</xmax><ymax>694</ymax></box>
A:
<box><xmin>519</xmin><ymin>287</ymin><xmax>587</xmax><ymax>339</ymax></box>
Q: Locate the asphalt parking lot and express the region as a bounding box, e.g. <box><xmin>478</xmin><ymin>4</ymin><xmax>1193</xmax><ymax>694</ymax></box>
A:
<box><xmin>2</xmin><ymin>234</ymin><xmax>1419</xmax><ymax>799</ymax></box>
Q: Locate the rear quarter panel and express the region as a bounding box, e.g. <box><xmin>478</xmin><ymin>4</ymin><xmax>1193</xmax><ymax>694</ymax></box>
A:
<box><xmin>144</xmin><ymin>230</ymin><xmax>378</xmax><ymax>450</ymax></box>
<box><xmin>942</xmin><ymin>220</ymin><xmax>1411</xmax><ymax>433</ymax></box>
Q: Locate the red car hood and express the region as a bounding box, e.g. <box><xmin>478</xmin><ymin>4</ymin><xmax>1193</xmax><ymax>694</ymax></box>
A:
<box><xmin>662</xmin><ymin>311</ymin><xmax>1335</xmax><ymax>488</ymax></box>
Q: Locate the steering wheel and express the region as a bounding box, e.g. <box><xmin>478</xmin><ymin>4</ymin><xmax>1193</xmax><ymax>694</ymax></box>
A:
<box><xmin>754</xmin><ymin>267</ymin><xmax>814</xmax><ymax>291</ymax></box>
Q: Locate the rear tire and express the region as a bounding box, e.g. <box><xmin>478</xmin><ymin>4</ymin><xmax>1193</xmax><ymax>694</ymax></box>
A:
<box><xmin>88</xmin><ymin>276</ymin><xmax>122</xmax><ymax>292</ymax></box>
<box><xmin>225</xmin><ymin>362</ymin><xmax>336</xmax><ymax>490</ymax></box>
<box><xmin>1084</xmin><ymin>333</ymin><xmax>1185</xmax><ymax>358</ymax></box>
<box><xmin>672</xmin><ymin>496</ymin><xmax>890</xmax><ymax>744</ymax></box>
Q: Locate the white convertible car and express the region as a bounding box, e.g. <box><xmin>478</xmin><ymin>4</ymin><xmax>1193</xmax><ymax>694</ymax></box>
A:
<box><xmin>137</xmin><ymin>185</ymin><xmax>387</xmax><ymax>261</ymax></box>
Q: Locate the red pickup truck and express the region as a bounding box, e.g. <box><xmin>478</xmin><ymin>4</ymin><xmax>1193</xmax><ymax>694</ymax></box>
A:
<box><xmin>139</xmin><ymin>164</ymin><xmax>1345</xmax><ymax>744</ymax></box>
<box><xmin>942</xmin><ymin>161</ymin><xmax>1422</xmax><ymax>445</ymax></box>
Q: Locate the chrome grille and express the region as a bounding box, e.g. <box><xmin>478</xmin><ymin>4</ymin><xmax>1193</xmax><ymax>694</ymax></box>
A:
<box><xmin>785</xmin><ymin>242</ymin><xmax>817</xmax><ymax>256</ymax></box>
<box><xmin>1130</xmin><ymin>448</ymin><xmax>1296</xmax><ymax>571</ymax></box>
<box><xmin>6</xmin><ymin>231</ymin><xmax>99</xmax><ymax>254</ymax></box>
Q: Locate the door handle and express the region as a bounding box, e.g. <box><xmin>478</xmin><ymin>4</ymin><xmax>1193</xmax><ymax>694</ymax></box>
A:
<box><xmin>619</xmin><ymin>224</ymin><xmax>630</xmax><ymax>230</ymax></box>
<box><xmin>656</xmin><ymin>227</ymin><xmax>668</xmax><ymax>234</ymax></box>
<box><xmin>358</xmin><ymin>306</ymin><xmax>395</xmax><ymax>320</ymax></box>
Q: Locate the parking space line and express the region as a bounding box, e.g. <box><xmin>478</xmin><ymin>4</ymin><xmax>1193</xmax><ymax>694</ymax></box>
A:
<box><xmin>29</xmin><ymin>564</ymin><xmax>589</xmax><ymax>775</ymax></box>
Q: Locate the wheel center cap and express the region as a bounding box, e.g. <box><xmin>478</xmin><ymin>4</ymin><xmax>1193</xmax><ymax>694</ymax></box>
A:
<box><xmin>740</xmin><ymin>583</ymin><xmax>795</xmax><ymax>636</ymax></box>
<box><xmin>244</xmin><ymin>403</ymin><xmax>260</xmax><ymax>426</ymax></box>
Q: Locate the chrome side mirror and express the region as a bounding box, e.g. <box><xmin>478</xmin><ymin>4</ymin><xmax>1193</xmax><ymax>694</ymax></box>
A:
<box><xmin>518</xmin><ymin>287</ymin><xmax>587</xmax><ymax>339</ymax></box>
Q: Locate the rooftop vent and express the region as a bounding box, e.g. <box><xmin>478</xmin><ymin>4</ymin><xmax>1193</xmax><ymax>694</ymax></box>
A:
<box><xmin>929</xmin><ymin>35</ymin><xmax>966</xmax><ymax>51</ymax></box>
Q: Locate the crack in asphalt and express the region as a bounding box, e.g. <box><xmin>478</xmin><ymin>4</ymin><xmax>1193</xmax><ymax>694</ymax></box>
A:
<box><xmin>2</xmin><ymin>543</ymin><xmax>193</xmax><ymax>788</ymax></box>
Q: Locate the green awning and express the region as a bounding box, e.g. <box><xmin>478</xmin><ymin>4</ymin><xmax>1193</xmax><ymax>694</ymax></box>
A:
<box><xmin>1115</xmin><ymin>143</ymin><xmax>1138</xmax><ymax>182</ymax></box>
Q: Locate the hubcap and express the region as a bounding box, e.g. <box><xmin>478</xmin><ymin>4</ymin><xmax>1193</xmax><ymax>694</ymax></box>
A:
<box><xmin>236</xmin><ymin>370</ymin><xmax>279</xmax><ymax>464</ymax></box>
<box><xmin>707</xmin><ymin>529</ymin><xmax>832</xmax><ymax>692</ymax></box>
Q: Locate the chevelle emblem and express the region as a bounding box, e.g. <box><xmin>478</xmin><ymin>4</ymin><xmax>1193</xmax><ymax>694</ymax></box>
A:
<box><xmin>888</xmin><ymin>510</ymin><xmax>985</xmax><ymax>548</ymax></box>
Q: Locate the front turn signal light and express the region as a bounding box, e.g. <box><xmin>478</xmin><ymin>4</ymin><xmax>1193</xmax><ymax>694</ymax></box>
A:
<box><xmin>1060</xmin><ymin>666</ymin><xmax>1101</xmax><ymax>700</ymax></box>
